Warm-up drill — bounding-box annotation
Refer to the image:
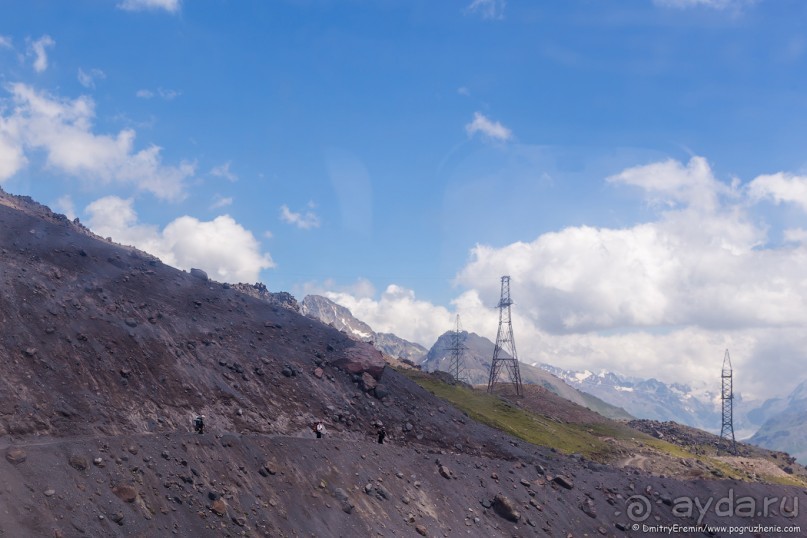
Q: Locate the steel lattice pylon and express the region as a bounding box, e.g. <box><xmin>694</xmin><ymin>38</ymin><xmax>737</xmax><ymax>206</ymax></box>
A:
<box><xmin>719</xmin><ymin>349</ymin><xmax>737</xmax><ymax>455</ymax></box>
<box><xmin>487</xmin><ymin>276</ymin><xmax>523</xmax><ymax>396</ymax></box>
<box><xmin>447</xmin><ymin>315</ymin><xmax>467</xmax><ymax>384</ymax></box>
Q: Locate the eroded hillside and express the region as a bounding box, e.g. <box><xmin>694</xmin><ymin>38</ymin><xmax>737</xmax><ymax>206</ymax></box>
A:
<box><xmin>1</xmin><ymin>187</ymin><xmax>806</xmax><ymax>537</ymax></box>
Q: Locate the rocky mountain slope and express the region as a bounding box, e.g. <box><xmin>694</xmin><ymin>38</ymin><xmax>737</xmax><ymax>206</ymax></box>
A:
<box><xmin>749</xmin><ymin>380</ymin><xmax>807</xmax><ymax>465</ymax></box>
<box><xmin>1</xmin><ymin>186</ymin><xmax>805</xmax><ymax>536</ymax></box>
<box><xmin>301</xmin><ymin>294</ymin><xmax>427</xmax><ymax>363</ymax></box>
<box><xmin>424</xmin><ymin>330</ymin><xmax>633</xmax><ymax>421</ymax></box>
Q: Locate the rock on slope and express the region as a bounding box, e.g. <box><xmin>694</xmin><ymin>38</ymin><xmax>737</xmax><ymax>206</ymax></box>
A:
<box><xmin>0</xmin><ymin>187</ymin><xmax>805</xmax><ymax>536</ymax></box>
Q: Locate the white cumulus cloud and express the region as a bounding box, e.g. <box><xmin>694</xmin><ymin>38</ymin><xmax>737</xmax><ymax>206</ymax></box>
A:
<box><xmin>118</xmin><ymin>0</ymin><xmax>181</xmax><ymax>13</ymax></box>
<box><xmin>323</xmin><ymin>285</ymin><xmax>454</xmax><ymax>346</ymax></box>
<box><xmin>653</xmin><ymin>0</ymin><xmax>754</xmax><ymax>9</ymax></box>
<box><xmin>211</xmin><ymin>161</ymin><xmax>238</xmax><ymax>182</ymax></box>
<box><xmin>210</xmin><ymin>195</ymin><xmax>233</xmax><ymax>209</ymax></box>
<box><xmin>747</xmin><ymin>172</ymin><xmax>807</xmax><ymax>212</ymax></box>
<box><xmin>465</xmin><ymin>112</ymin><xmax>512</xmax><ymax>142</ymax></box>
<box><xmin>466</xmin><ymin>0</ymin><xmax>506</xmax><ymax>20</ymax></box>
<box><xmin>319</xmin><ymin>155</ymin><xmax>807</xmax><ymax>401</ymax></box>
<box><xmin>85</xmin><ymin>196</ymin><xmax>274</xmax><ymax>283</ymax></box>
<box><xmin>77</xmin><ymin>68</ymin><xmax>106</xmax><ymax>89</ymax></box>
<box><xmin>29</xmin><ymin>35</ymin><xmax>55</xmax><ymax>73</ymax></box>
<box><xmin>136</xmin><ymin>87</ymin><xmax>180</xmax><ymax>100</ymax></box>
<box><xmin>0</xmin><ymin>115</ymin><xmax>27</xmax><ymax>181</ymax></box>
<box><xmin>54</xmin><ymin>194</ymin><xmax>76</xmax><ymax>220</ymax></box>
<box><xmin>606</xmin><ymin>156</ymin><xmax>730</xmax><ymax>211</ymax></box>
<box><xmin>0</xmin><ymin>83</ymin><xmax>194</xmax><ymax>199</ymax></box>
<box><xmin>280</xmin><ymin>203</ymin><xmax>320</xmax><ymax>230</ymax></box>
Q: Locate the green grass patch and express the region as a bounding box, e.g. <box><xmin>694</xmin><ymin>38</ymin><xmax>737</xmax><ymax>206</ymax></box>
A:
<box><xmin>401</xmin><ymin>369</ymin><xmax>618</xmax><ymax>461</ymax></box>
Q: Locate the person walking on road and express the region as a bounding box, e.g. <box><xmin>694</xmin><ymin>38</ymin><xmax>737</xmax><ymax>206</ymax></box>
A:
<box><xmin>194</xmin><ymin>415</ymin><xmax>205</xmax><ymax>434</ymax></box>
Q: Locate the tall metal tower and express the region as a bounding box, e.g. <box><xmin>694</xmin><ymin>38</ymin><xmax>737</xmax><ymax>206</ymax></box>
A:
<box><xmin>719</xmin><ymin>349</ymin><xmax>737</xmax><ymax>455</ymax></box>
<box><xmin>487</xmin><ymin>276</ymin><xmax>523</xmax><ymax>396</ymax></box>
<box><xmin>447</xmin><ymin>315</ymin><xmax>467</xmax><ymax>384</ymax></box>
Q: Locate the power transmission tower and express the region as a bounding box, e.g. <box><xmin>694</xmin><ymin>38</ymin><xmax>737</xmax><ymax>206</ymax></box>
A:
<box><xmin>719</xmin><ymin>349</ymin><xmax>737</xmax><ymax>455</ymax></box>
<box><xmin>487</xmin><ymin>276</ymin><xmax>523</xmax><ymax>396</ymax></box>
<box><xmin>447</xmin><ymin>315</ymin><xmax>467</xmax><ymax>384</ymax></box>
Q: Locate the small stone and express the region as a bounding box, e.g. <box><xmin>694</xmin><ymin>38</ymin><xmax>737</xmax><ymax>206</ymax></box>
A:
<box><xmin>112</xmin><ymin>484</ymin><xmax>138</xmax><ymax>503</ymax></box>
<box><xmin>361</xmin><ymin>372</ymin><xmax>377</xmax><ymax>392</ymax></box>
<box><xmin>553</xmin><ymin>475</ymin><xmax>574</xmax><ymax>490</ymax></box>
<box><xmin>5</xmin><ymin>448</ymin><xmax>27</xmax><ymax>465</ymax></box>
<box><xmin>44</xmin><ymin>489</ymin><xmax>56</xmax><ymax>497</ymax></box>
<box><xmin>415</xmin><ymin>525</ymin><xmax>427</xmax><ymax>536</ymax></box>
<box><xmin>492</xmin><ymin>493</ymin><xmax>520</xmax><ymax>522</ymax></box>
<box><xmin>69</xmin><ymin>454</ymin><xmax>88</xmax><ymax>471</ymax></box>
<box><xmin>581</xmin><ymin>499</ymin><xmax>597</xmax><ymax>519</ymax></box>
<box><xmin>210</xmin><ymin>499</ymin><xmax>227</xmax><ymax>516</ymax></box>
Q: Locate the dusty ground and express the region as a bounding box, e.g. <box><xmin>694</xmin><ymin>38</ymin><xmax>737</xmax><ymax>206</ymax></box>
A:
<box><xmin>1</xmin><ymin>186</ymin><xmax>806</xmax><ymax>537</ymax></box>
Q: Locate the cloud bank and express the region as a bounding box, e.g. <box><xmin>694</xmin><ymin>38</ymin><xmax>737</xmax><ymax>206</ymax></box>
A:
<box><xmin>85</xmin><ymin>196</ymin><xmax>274</xmax><ymax>283</ymax></box>
<box><xmin>320</xmin><ymin>156</ymin><xmax>807</xmax><ymax>401</ymax></box>
<box><xmin>0</xmin><ymin>83</ymin><xmax>194</xmax><ymax>200</ymax></box>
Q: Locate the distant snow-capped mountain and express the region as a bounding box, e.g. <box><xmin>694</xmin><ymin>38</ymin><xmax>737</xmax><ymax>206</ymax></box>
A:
<box><xmin>748</xmin><ymin>379</ymin><xmax>807</xmax><ymax>465</ymax></box>
<box><xmin>538</xmin><ymin>364</ymin><xmax>727</xmax><ymax>432</ymax></box>
<box><xmin>300</xmin><ymin>295</ymin><xmax>427</xmax><ymax>362</ymax></box>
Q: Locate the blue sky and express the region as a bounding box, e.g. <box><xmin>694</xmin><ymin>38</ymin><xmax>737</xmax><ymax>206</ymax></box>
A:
<box><xmin>3</xmin><ymin>0</ymin><xmax>807</xmax><ymax>403</ymax></box>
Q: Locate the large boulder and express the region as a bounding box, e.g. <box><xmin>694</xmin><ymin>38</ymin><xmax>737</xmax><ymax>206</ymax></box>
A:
<box><xmin>190</xmin><ymin>268</ymin><xmax>208</xmax><ymax>281</ymax></box>
<box><xmin>331</xmin><ymin>342</ymin><xmax>386</xmax><ymax>379</ymax></box>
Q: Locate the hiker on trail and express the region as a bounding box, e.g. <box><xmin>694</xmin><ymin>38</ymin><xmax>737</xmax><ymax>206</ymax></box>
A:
<box><xmin>377</xmin><ymin>424</ymin><xmax>386</xmax><ymax>444</ymax></box>
<box><xmin>315</xmin><ymin>421</ymin><xmax>324</xmax><ymax>439</ymax></box>
<box><xmin>194</xmin><ymin>415</ymin><xmax>205</xmax><ymax>434</ymax></box>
